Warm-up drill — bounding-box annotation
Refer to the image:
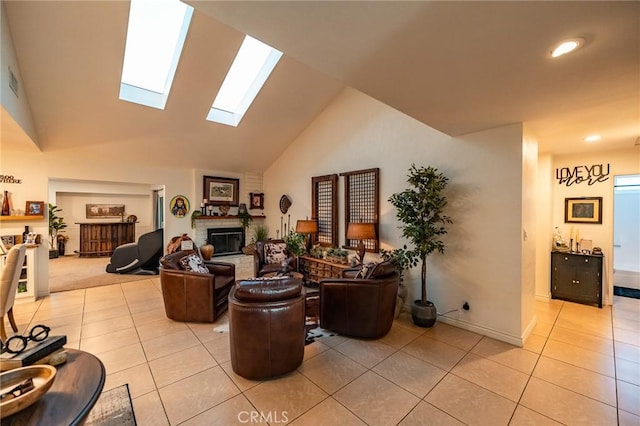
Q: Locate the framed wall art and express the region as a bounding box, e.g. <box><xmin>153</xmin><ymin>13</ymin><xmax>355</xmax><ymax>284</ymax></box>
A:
<box><xmin>86</xmin><ymin>204</ymin><xmax>125</xmax><ymax>219</ymax></box>
<box><xmin>25</xmin><ymin>201</ymin><xmax>44</xmax><ymax>216</ymax></box>
<box><xmin>169</xmin><ymin>195</ymin><xmax>190</xmax><ymax>218</ymax></box>
<box><xmin>250</xmin><ymin>192</ymin><xmax>264</xmax><ymax>209</ymax></box>
<box><xmin>0</xmin><ymin>235</ymin><xmax>14</xmax><ymax>249</ymax></box>
<box><xmin>203</xmin><ymin>176</ymin><xmax>239</xmax><ymax>206</ymax></box>
<box><xmin>564</xmin><ymin>197</ymin><xmax>602</xmax><ymax>224</ymax></box>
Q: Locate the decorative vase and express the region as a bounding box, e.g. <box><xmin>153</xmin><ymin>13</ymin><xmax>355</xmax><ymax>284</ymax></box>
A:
<box><xmin>200</xmin><ymin>243</ymin><xmax>214</xmax><ymax>260</ymax></box>
<box><xmin>218</xmin><ymin>204</ymin><xmax>230</xmax><ymax>216</ymax></box>
<box><xmin>57</xmin><ymin>240</ymin><xmax>66</xmax><ymax>256</ymax></box>
<box><xmin>1</xmin><ymin>190</ymin><xmax>9</xmax><ymax>216</ymax></box>
<box><xmin>411</xmin><ymin>300</ymin><xmax>437</xmax><ymax>327</ymax></box>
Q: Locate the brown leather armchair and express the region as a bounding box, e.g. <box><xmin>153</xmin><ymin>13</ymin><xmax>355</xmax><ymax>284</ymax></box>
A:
<box><xmin>228</xmin><ymin>277</ymin><xmax>306</xmax><ymax>380</ymax></box>
<box><xmin>159</xmin><ymin>251</ymin><xmax>235</xmax><ymax>322</ymax></box>
<box><xmin>253</xmin><ymin>239</ymin><xmax>297</xmax><ymax>277</ymax></box>
<box><xmin>320</xmin><ymin>259</ymin><xmax>399</xmax><ymax>339</ymax></box>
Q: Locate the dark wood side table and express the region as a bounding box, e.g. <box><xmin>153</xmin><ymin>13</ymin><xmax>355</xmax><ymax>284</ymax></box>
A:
<box><xmin>2</xmin><ymin>349</ymin><xmax>106</xmax><ymax>426</ymax></box>
<box><xmin>259</xmin><ymin>271</ymin><xmax>320</xmax><ymax>326</ymax></box>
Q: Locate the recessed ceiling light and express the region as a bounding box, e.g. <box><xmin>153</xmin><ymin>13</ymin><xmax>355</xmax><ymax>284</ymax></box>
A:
<box><xmin>550</xmin><ymin>38</ymin><xmax>584</xmax><ymax>58</ymax></box>
<box><xmin>584</xmin><ymin>134</ymin><xmax>601</xmax><ymax>142</ymax></box>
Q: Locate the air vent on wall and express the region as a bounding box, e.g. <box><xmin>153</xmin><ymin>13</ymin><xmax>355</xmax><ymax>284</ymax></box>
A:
<box><xmin>8</xmin><ymin>67</ymin><xmax>18</xmax><ymax>97</ymax></box>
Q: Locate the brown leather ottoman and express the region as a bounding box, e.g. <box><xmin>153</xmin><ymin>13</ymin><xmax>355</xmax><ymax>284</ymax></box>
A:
<box><xmin>228</xmin><ymin>277</ymin><xmax>306</xmax><ymax>380</ymax></box>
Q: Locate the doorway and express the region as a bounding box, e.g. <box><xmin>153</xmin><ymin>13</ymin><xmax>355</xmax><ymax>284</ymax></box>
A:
<box><xmin>154</xmin><ymin>187</ymin><xmax>164</xmax><ymax>230</ymax></box>
<box><xmin>613</xmin><ymin>174</ymin><xmax>640</xmax><ymax>295</ymax></box>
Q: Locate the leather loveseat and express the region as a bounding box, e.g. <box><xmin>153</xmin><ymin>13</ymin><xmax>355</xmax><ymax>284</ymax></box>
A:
<box><xmin>228</xmin><ymin>277</ymin><xmax>306</xmax><ymax>380</ymax></box>
<box><xmin>320</xmin><ymin>259</ymin><xmax>399</xmax><ymax>339</ymax></box>
<box><xmin>159</xmin><ymin>250</ymin><xmax>235</xmax><ymax>322</ymax></box>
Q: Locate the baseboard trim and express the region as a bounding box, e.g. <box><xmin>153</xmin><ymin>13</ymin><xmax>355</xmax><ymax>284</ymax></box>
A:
<box><xmin>437</xmin><ymin>315</ymin><xmax>525</xmax><ymax>347</ymax></box>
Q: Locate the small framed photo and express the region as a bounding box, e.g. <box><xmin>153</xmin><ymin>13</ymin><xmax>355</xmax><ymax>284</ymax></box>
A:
<box><xmin>564</xmin><ymin>197</ymin><xmax>602</xmax><ymax>224</ymax></box>
<box><xmin>1</xmin><ymin>235</ymin><xmax>14</xmax><ymax>249</ymax></box>
<box><xmin>25</xmin><ymin>201</ymin><xmax>44</xmax><ymax>216</ymax></box>
<box><xmin>250</xmin><ymin>192</ymin><xmax>264</xmax><ymax>210</ymax></box>
<box><xmin>203</xmin><ymin>176</ymin><xmax>239</xmax><ymax>206</ymax></box>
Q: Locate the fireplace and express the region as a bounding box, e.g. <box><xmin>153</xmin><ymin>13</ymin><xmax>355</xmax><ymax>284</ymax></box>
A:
<box><xmin>207</xmin><ymin>227</ymin><xmax>245</xmax><ymax>257</ymax></box>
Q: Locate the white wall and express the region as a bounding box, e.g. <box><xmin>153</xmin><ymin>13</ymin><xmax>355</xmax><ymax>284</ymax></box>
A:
<box><xmin>551</xmin><ymin>148</ymin><xmax>640</xmax><ymax>305</ymax></box>
<box><xmin>264</xmin><ymin>88</ymin><xmax>531</xmax><ymax>345</ymax></box>
<box><xmin>520</xmin><ymin>132</ymin><xmax>538</xmax><ymax>339</ymax></box>
<box><xmin>535</xmin><ymin>153</ymin><xmax>553</xmax><ymax>299</ymax></box>
<box><xmin>1</xmin><ymin>2</ymin><xmax>38</xmax><ymax>144</ymax></box>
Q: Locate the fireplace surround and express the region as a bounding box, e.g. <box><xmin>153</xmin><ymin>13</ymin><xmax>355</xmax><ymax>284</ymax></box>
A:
<box><xmin>207</xmin><ymin>227</ymin><xmax>245</xmax><ymax>257</ymax></box>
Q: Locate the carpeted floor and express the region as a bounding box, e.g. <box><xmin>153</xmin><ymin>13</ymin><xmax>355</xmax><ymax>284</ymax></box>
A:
<box><xmin>48</xmin><ymin>255</ymin><xmax>152</xmax><ymax>293</ymax></box>
<box><xmin>85</xmin><ymin>384</ymin><xmax>136</xmax><ymax>426</ymax></box>
<box><xmin>614</xmin><ymin>285</ymin><xmax>640</xmax><ymax>299</ymax></box>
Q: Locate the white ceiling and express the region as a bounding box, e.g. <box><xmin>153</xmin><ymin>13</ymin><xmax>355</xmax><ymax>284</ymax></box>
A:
<box><xmin>4</xmin><ymin>1</ymin><xmax>639</xmax><ymax>172</ymax></box>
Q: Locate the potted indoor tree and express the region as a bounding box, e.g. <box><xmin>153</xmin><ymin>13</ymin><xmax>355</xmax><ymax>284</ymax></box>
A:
<box><xmin>48</xmin><ymin>203</ymin><xmax>67</xmax><ymax>259</ymax></box>
<box><xmin>389</xmin><ymin>164</ymin><xmax>452</xmax><ymax>327</ymax></box>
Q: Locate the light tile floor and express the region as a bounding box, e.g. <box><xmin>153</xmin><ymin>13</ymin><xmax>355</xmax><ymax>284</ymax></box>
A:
<box><xmin>8</xmin><ymin>279</ymin><xmax>640</xmax><ymax>425</ymax></box>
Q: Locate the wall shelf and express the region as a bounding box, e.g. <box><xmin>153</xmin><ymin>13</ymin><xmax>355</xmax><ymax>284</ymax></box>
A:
<box><xmin>0</xmin><ymin>215</ymin><xmax>45</xmax><ymax>222</ymax></box>
<box><xmin>195</xmin><ymin>215</ymin><xmax>266</xmax><ymax>220</ymax></box>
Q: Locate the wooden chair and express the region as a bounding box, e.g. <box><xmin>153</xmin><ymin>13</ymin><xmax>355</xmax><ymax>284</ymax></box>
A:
<box><xmin>1</xmin><ymin>244</ymin><xmax>27</xmax><ymax>341</ymax></box>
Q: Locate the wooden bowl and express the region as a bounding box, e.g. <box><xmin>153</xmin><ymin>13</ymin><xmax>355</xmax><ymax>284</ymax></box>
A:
<box><xmin>0</xmin><ymin>365</ymin><xmax>57</xmax><ymax>418</ymax></box>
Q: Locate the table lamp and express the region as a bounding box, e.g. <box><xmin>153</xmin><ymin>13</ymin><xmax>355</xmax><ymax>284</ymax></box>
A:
<box><xmin>346</xmin><ymin>222</ymin><xmax>376</xmax><ymax>264</ymax></box>
<box><xmin>296</xmin><ymin>219</ymin><xmax>318</xmax><ymax>252</ymax></box>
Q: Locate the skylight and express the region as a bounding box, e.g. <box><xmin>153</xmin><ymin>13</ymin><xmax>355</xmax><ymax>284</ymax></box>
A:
<box><xmin>119</xmin><ymin>0</ymin><xmax>193</xmax><ymax>110</ymax></box>
<box><xmin>207</xmin><ymin>36</ymin><xmax>283</xmax><ymax>127</ymax></box>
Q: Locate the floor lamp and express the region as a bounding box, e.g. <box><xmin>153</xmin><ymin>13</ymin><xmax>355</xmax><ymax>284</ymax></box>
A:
<box><xmin>346</xmin><ymin>222</ymin><xmax>376</xmax><ymax>264</ymax></box>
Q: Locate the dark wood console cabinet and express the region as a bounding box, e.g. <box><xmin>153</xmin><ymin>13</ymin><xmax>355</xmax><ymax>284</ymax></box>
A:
<box><xmin>299</xmin><ymin>255</ymin><xmax>352</xmax><ymax>285</ymax></box>
<box><xmin>76</xmin><ymin>222</ymin><xmax>135</xmax><ymax>258</ymax></box>
<box><xmin>551</xmin><ymin>251</ymin><xmax>603</xmax><ymax>308</ymax></box>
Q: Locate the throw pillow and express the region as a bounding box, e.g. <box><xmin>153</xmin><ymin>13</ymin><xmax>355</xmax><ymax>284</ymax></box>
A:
<box><xmin>264</xmin><ymin>242</ymin><xmax>287</xmax><ymax>264</ymax></box>
<box><xmin>355</xmin><ymin>262</ymin><xmax>376</xmax><ymax>279</ymax></box>
<box><xmin>366</xmin><ymin>259</ymin><xmax>398</xmax><ymax>279</ymax></box>
<box><xmin>179</xmin><ymin>253</ymin><xmax>209</xmax><ymax>274</ymax></box>
<box><xmin>160</xmin><ymin>251</ymin><xmax>188</xmax><ymax>270</ymax></box>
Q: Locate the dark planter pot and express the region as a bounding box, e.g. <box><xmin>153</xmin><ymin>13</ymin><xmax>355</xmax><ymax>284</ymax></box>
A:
<box><xmin>49</xmin><ymin>249</ymin><xmax>59</xmax><ymax>259</ymax></box>
<box><xmin>411</xmin><ymin>300</ymin><xmax>437</xmax><ymax>328</ymax></box>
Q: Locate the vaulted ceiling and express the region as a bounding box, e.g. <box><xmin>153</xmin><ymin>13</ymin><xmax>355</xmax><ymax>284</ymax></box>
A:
<box><xmin>3</xmin><ymin>1</ymin><xmax>639</xmax><ymax>172</ymax></box>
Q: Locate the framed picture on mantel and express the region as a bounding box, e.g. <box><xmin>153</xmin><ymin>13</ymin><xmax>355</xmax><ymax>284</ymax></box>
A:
<box><xmin>203</xmin><ymin>176</ymin><xmax>239</xmax><ymax>206</ymax></box>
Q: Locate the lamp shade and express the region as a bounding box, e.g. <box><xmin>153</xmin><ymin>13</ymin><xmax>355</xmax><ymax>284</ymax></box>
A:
<box><xmin>296</xmin><ymin>219</ymin><xmax>318</xmax><ymax>234</ymax></box>
<box><xmin>346</xmin><ymin>222</ymin><xmax>376</xmax><ymax>240</ymax></box>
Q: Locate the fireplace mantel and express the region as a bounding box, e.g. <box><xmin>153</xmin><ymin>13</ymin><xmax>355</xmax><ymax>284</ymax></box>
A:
<box><xmin>195</xmin><ymin>215</ymin><xmax>266</xmax><ymax>220</ymax></box>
